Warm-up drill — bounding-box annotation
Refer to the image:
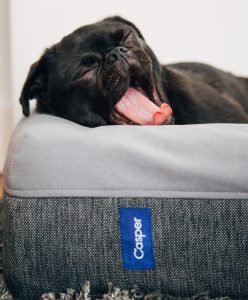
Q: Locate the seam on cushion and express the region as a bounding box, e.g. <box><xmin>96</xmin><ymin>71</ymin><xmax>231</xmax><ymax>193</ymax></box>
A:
<box><xmin>4</xmin><ymin>186</ymin><xmax>248</xmax><ymax>194</ymax></box>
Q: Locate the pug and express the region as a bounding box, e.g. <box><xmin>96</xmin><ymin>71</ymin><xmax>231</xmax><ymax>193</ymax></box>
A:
<box><xmin>20</xmin><ymin>16</ymin><xmax>248</xmax><ymax>127</ymax></box>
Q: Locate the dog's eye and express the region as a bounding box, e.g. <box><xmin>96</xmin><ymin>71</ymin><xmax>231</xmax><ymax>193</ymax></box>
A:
<box><xmin>81</xmin><ymin>56</ymin><xmax>98</xmax><ymax>68</ymax></box>
<box><xmin>74</xmin><ymin>56</ymin><xmax>99</xmax><ymax>80</ymax></box>
<box><xmin>123</xmin><ymin>30</ymin><xmax>132</xmax><ymax>44</ymax></box>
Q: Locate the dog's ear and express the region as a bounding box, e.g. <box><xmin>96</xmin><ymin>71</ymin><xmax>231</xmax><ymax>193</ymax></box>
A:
<box><xmin>20</xmin><ymin>49</ymin><xmax>52</xmax><ymax>116</ymax></box>
<box><xmin>102</xmin><ymin>16</ymin><xmax>145</xmax><ymax>40</ymax></box>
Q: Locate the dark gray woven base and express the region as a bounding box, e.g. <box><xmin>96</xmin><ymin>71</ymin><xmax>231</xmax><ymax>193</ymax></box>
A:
<box><xmin>4</xmin><ymin>196</ymin><xmax>248</xmax><ymax>299</ymax></box>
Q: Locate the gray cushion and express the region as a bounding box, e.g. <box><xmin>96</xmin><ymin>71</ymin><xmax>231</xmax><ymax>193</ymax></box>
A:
<box><xmin>3</xmin><ymin>114</ymin><xmax>248</xmax><ymax>299</ymax></box>
<box><xmin>4</xmin><ymin>114</ymin><xmax>248</xmax><ymax>199</ymax></box>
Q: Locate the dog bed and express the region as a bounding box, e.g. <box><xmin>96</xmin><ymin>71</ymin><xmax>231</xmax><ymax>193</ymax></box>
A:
<box><xmin>3</xmin><ymin>114</ymin><xmax>248</xmax><ymax>299</ymax></box>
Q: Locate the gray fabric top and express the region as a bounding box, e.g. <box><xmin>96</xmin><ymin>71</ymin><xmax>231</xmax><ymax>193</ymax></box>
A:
<box><xmin>3</xmin><ymin>114</ymin><xmax>248</xmax><ymax>198</ymax></box>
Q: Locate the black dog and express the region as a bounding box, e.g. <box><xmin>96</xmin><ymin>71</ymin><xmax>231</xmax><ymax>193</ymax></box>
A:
<box><xmin>20</xmin><ymin>16</ymin><xmax>248</xmax><ymax>127</ymax></box>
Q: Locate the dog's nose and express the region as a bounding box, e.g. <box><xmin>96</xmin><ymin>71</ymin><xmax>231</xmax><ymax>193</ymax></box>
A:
<box><xmin>107</xmin><ymin>46</ymin><xmax>128</xmax><ymax>65</ymax></box>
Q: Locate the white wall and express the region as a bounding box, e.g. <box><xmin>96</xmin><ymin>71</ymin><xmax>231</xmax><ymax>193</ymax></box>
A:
<box><xmin>1</xmin><ymin>0</ymin><xmax>248</xmax><ymax>171</ymax></box>
<box><xmin>0</xmin><ymin>0</ymin><xmax>12</xmax><ymax>172</ymax></box>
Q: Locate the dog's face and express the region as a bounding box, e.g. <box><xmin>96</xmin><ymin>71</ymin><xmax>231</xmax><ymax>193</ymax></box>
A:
<box><xmin>20</xmin><ymin>17</ymin><xmax>173</xmax><ymax>127</ymax></box>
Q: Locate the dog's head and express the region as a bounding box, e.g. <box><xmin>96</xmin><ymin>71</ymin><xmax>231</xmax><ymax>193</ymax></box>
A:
<box><xmin>20</xmin><ymin>16</ymin><xmax>173</xmax><ymax>127</ymax></box>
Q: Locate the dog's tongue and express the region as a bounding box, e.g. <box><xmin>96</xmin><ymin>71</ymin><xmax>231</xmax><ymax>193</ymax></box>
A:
<box><xmin>115</xmin><ymin>87</ymin><xmax>172</xmax><ymax>125</ymax></box>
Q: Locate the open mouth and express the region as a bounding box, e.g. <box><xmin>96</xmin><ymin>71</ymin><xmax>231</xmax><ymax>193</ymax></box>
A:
<box><xmin>111</xmin><ymin>85</ymin><xmax>173</xmax><ymax>125</ymax></box>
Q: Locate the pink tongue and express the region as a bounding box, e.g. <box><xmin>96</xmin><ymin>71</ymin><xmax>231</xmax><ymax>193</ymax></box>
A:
<box><xmin>115</xmin><ymin>87</ymin><xmax>172</xmax><ymax>125</ymax></box>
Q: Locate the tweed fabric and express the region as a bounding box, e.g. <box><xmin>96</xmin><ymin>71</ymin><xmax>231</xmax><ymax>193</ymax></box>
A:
<box><xmin>3</xmin><ymin>195</ymin><xmax>248</xmax><ymax>300</ymax></box>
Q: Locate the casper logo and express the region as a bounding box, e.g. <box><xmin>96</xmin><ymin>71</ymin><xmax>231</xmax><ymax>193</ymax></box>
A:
<box><xmin>133</xmin><ymin>217</ymin><xmax>145</xmax><ymax>259</ymax></box>
<box><xmin>119</xmin><ymin>208</ymin><xmax>155</xmax><ymax>269</ymax></box>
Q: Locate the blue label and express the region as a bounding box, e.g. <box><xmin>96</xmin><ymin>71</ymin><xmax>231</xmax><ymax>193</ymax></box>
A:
<box><xmin>119</xmin><ymin>208</ymin><xmax>155</xmax><ymax>269</ymax></box>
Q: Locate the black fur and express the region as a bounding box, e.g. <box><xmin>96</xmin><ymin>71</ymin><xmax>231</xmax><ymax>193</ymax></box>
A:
<box><xmin>20</xmin><ymin>17</ymin><xmax>248</xmax><ymax>127</ymax></box>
